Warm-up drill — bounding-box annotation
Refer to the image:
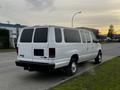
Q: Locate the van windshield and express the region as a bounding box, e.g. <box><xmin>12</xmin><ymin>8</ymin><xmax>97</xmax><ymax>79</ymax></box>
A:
<box><xmin>20</xmin><ymin>29</ymin><xmax>34</xmax><ymax>42</ymax></box>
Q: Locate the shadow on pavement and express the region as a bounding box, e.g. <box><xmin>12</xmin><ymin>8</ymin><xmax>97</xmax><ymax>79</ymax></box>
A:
<box><xmin>18</xmin><ymin>60</ymin><xmax>96</xmax><ymax>82</ymax></box>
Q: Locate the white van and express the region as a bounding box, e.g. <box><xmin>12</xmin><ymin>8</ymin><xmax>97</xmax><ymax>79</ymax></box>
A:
<box><xmin>15</xmin><ymin>25</ymin><xmax>102</xmax><ymax>75</ymax></box>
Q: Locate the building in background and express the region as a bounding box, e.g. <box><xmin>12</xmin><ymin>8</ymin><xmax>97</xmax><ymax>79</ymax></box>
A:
<box><xmin>0</xmin><ymin>23</ymin><xmax>26</xmax><ymax>48</ymax></box>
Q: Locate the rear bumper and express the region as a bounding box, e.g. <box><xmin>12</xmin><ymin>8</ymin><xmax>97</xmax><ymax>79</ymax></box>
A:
<box><xmin>15</xmin><ymin>61</ymin><xmax>55</xmax><ymax>70</ymax></box>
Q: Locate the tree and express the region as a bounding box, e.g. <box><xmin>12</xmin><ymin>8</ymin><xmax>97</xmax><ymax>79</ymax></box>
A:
<box><xmin>107</xmin><ymin>25</ymin><xmax>114</xmax><ymax>39</ymax></box>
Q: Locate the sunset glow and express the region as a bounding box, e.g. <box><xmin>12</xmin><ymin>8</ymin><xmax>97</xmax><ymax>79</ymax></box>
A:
<box><xmin>99</xmin><ymin>25</ymin><xmax>120</xmax><ymax>35</ymax></box>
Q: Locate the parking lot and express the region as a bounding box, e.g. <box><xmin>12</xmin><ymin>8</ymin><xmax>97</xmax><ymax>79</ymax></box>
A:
<box><xmin>0</xmin><ymin>43</ymin><xmax>120</xmax><ymax>90</ymax></box>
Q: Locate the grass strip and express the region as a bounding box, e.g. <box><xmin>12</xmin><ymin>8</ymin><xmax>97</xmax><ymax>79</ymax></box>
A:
<box><xmin>50</xmin><ymin>56</ymin><xmax>120</xmax><ymax>90</ymax></box>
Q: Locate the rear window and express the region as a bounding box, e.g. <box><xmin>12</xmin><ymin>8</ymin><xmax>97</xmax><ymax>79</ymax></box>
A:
<box><xmin>20</xmin><ymin>29</ymin><xmax>34</xmax><ymax>42</ymax></box>
<box><xmin>34</xmin><ymin>28</ymin><xmax>48</xmax><ymax>43</ymax></box>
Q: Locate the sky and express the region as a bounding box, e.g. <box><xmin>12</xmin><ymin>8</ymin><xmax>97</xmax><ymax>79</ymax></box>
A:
<box><xmin>0</xmin><ymin>0</ymin><xmax>120</xmax><ymax>34</ymax></box>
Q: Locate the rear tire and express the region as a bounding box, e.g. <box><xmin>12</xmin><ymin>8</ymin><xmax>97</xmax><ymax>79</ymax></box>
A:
<box><xmin>95</xmin><ymin>51</ymin><xmax>102</xmax><ymax>64</ymax></box>
<box><xmin>66</xmin><ymin>58</ymin><xmax>77</xmax><ymax>76</ymax></box>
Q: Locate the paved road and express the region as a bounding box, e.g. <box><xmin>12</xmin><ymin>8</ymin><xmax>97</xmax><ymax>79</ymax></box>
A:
<box><xmin>0</xmin><ymin>43</ymin><xmax>120</xmax><ymax>90</ymax></box>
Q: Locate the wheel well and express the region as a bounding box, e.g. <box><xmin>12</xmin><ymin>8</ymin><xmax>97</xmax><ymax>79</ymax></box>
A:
<box><xmin>99</xmin><ymin>50</ymin><xmax>102</xmax><ymax>53</ymax></box>
<box><xmin>70</xmin><ymin>54</ymin><xmax>79</xmax><ymax>63</ymax></box>
<box><xmin>98</xmin><ymin>50</ymin><xmax>102</xmax><ymax>56</ymax></box>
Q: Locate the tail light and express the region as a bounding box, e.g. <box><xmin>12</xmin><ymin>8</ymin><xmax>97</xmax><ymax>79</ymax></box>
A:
<box><xmin>49</xmin><ymin>48</ymin><xmax>55</xmax><ymax>58</ymax></box>
<box><xmin>16</xmin><ymin>47</ymin><xmax>18</xmax><ymax>54</ymax></box>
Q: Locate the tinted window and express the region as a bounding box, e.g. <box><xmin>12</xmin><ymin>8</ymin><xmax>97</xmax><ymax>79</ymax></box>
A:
<box><xmin>55</xmin><ymin>28</ymin><xmax>62</xmax><ymax>42</ymax></box>
<box><xmin>64</xmin><ymin>29</ymin><xmax>81</xmax><ymax>43</ymax></box>
<box><xmin>34</xmin><ymin>28</ymin><xmax>48</xmax><ymax>42</ymax></box>
<box><xmin>81</xmin><ymin>31</ymin><xmax>86</xmax><ymax>43</ymax></box>
<box><xmin>91</xmin><ymin>32</ymin><xmax>97</xmax><ymax>42</ymax></box>
<box><xmin>86</xmin><ymin>32</ymin><xmax>92</xmax><ymax>43</ymax></box>
<box><xmin>20</xmin><ymin>29</ymin><xmax>34</xmax><ymax>42</ymax></box>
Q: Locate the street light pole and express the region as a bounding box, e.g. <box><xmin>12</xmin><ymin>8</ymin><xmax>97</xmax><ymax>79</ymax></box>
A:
<box><xmin>71</xmin><ymin>11</ymin><xmax>82</xmax><ymax>27</ymax></box>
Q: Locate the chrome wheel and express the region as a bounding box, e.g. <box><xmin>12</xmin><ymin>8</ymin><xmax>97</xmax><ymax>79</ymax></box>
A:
<box><xmin>95</xmin><ymin>51</ymin><xmax>102</xmax><ymax>64</ymax></box>
<box><xmin>71</xmin><ymin>62</ymin><xmax>77</xmax><ymax>73</ymax></box>
<box><xmin>99</xmin><ymin>54</ymin><xmax>102</xmax><ymax>62</ymax></box>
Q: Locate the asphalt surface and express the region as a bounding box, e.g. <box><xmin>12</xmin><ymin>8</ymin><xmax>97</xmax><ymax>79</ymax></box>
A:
<box><xmin>0</xmin><ymin>43</ymin><xmax>120</xmax><ymax>90</ymax></box>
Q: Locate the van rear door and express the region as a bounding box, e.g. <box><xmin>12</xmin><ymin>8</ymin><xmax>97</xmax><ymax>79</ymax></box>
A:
<box><xmin>18</xmin><ymin>29</ymin><xmax>34</xmax><ymax>62</ymax></box>
<box><xmin>32</xmin><ymin>28</ymin><xmax>49</xmax><ymax>62</ymax></box>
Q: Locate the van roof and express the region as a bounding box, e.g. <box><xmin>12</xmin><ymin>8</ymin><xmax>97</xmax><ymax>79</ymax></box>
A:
<box><xmin>22</xmin><ymin>25</ymin><xmax>93</xmax><ymax>33</ymax></box>
<box><xmin>23</xmin><ymin>25</ymin><xmax>79</xmax><ymax>30</ymax></box>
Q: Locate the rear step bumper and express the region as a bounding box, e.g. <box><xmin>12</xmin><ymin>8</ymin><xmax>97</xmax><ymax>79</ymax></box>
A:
<box><xmin>15</xmin><ymin>61</ymin><xmax>55</xmax><ymax>71</ymax></box>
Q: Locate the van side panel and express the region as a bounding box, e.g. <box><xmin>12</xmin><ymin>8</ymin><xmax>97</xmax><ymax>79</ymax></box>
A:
<box><xmin>79</xmin><ymin>29</ymin><xmax>98</xmax><ymax>61</ymax></box>
<box><xmin>54</xmin><ymin>28</ymin><xmax>83</xmax><ymax>68</ymax></box>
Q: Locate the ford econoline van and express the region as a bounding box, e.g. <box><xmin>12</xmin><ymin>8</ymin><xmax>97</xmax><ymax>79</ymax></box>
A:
<box><xmin>15</xmin><ymin>25</ymin><xmax>102</xmax><ymax>75</ymax></box>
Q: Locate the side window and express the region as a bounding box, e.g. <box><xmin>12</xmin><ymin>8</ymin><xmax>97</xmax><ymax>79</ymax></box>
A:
<box><xmin>91</xmin><ymin>32</ymin><xmax>97</xmax><ymax>42</ymax></box>
<box><xmin>34</xmin><ymin>28</ymin><xmax>48</xmax><ymax>43</ymax></box>
<box><xmin>55</xmin><ymin>28</ymin><xmax>62</xmax><ymax>43</ymax></box>
<box><xmin>20</xmin><ymin>29</ymin><xmax>34</xmax><ymax>42</ymax></box>
<box><xmin>64</xmin><ymin>29</ymin><xmax>81</xmax><ymax>43</ymax></box>
<box><xmin>86</xmin><ymin>32</ymin><xmax>92</xmax><ymax>43</ymax></box>
<box><xmin>81</xmin><ymin>31</ymin><xmax>86</xmax><ymax>43</ymax></box>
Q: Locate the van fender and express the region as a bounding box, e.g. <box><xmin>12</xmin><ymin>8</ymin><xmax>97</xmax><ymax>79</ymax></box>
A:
<box><xmin>97</xmin><ymin>43</ymin><xmax>102</xmax><ymax>51</ymax></box>
<box><xmin>67</xmin><ymin>49</ymin><xmax>79</xmax><ymax>64</ymax></box>
<box><xmin>54</xmin><ymin>49</ymin><xmax>79</xmax><ymax>69</ymax></box>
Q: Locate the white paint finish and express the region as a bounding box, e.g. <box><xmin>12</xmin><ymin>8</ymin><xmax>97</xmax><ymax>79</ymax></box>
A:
<box><xmin>17</xmin><ymin>29</ymin><xmax>33</xmax><ymax>62</ymax></box>
<box><xmin>17</xmin><ymin>25</ymin><xmax>102</xmax><ymax>70</ymax></box>
<box><xmin>18</xmin><ymin>43</ymin><xmax>33</xmax><ymax>62</ymax></box>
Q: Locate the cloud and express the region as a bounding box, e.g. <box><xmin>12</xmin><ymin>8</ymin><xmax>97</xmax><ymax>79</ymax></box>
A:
<box><xmin>0</xmin><ymin>4</ymin><xmax>1</xmax><ymax>8</ymax></box>
<box><xmin>0</xmin><ymin>0</ymin><xmax>120</xmax><ymax>28</ymax></box>
<box><xmin>25</xmin><ymin>0</ymin><xmax>54</xmax><ymax>11</ymax></box>
<box><xmin>54</xmin><ymin>0</ymin><xmax>120</xmax><ymax>14</ymax></box>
